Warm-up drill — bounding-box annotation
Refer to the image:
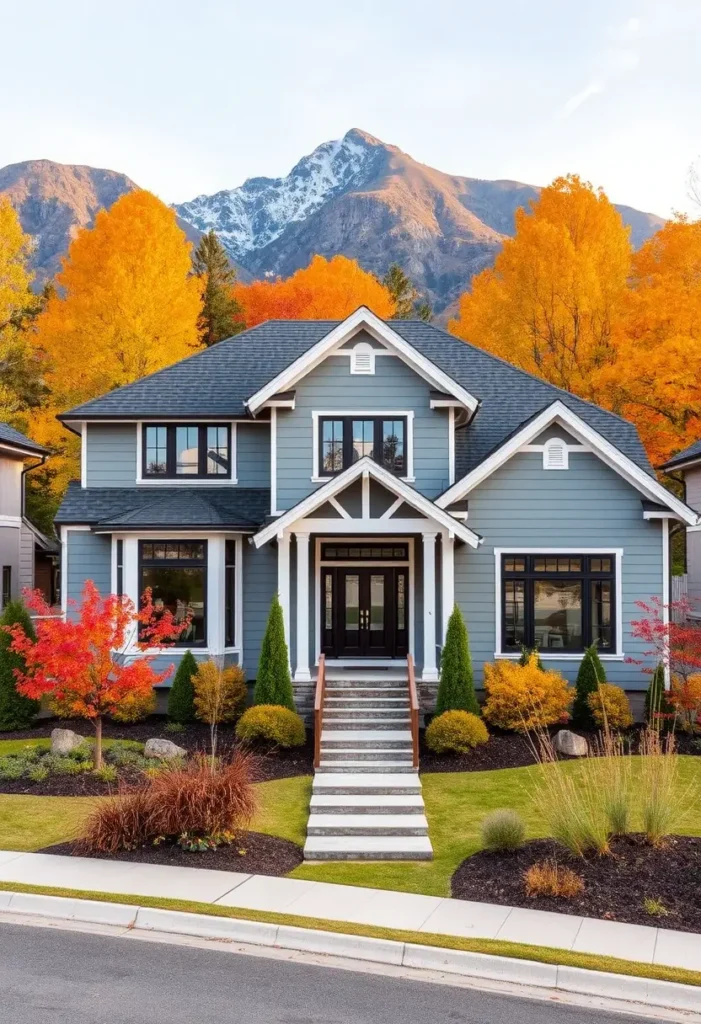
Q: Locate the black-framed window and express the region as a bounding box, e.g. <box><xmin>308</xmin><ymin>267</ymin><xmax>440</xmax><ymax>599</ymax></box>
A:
<box><xmin>321</xmin><ymin>544</ymin><xmax>409</xmax><ymax>561</ymax></box>
<box><xmin>116</xmin><ymin>540</ymin><xmax>124</xmax><ymax>597</ymax></box>
<box><xmin>225</xmin><ymin>539</ymin><xmax>236</xmax><ymax>648</ymax></box>
<box><xmin>1</xmin><ymin>566</ymin><xmax>11</xmax><ymax>608</ymax></box>
<box><xmin>139</xmin><ymin>541</ymin><xmax>207</xmax><ymax>646</ymax></box>
<box><xmin>319</xmin><ymin>417</ymin><xmax>406</xmax><ymax>476</ymax></box>
<box><xmin>143</xmin><ymin>424</ymin><xmax>231</xmax><ymax>479</ymax></box>
<box><xmin>502</xmin><ymin>554</ymin><xmax>616</xmax><ymax>654</ymax></box>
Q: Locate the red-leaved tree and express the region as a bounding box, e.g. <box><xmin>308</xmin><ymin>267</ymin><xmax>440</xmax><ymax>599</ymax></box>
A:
<box><xmin>630</xmin><ymin>597</ymin><xmax>701</xmax><ymax>730</ymax></box>
<box><xmin>6</xmin><ymin>581</ymin><xmax>190</xmax><ymax>766</ymax></box>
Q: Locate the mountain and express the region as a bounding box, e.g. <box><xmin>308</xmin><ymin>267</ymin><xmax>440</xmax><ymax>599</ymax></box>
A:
<box><xmin>175</xmin><ymin>128</ymin><xmax>665</xmax><ymax>313</ymax></box>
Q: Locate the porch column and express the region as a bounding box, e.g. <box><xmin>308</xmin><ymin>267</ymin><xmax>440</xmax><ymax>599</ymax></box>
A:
<box><xmin>423</xmin><ymin>532</ymin><xmax>438</xmax><ymax>681</ymax></box>
<box><xmin>277</xmin><ymin>531</ymin><xmax>291</xmax><ymax>654</ymax></box>
<box><xmin>442</xmin><ymin>532</ymin><xmax>455</xmax><ymax>643</ymax></box>
<box><xmin>294</xmin><ymin>532</ymin><xmax>311</xmax><ymax>682</ymax></box>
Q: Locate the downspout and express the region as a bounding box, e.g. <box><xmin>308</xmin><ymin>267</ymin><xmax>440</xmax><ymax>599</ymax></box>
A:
<box><xmin>21</xmin><ymin>453</ymin><xmax>47</xmax><ymax>518</ymax></box>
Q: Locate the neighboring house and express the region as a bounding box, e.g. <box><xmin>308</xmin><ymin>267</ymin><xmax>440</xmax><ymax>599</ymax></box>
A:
<box><xmin>661</xmin><ymin>440</ymin><xmax>701</xmax><ymax>621</ymax></box>
<box><xmin>0</xmin><ymin>423</ymin><xmax>58</xmax><ymax>611</ymax></box>
<box><xmin>55</xmin><ymin>308</ymin><xmax>700</xmax><ymax>714</ymax></box>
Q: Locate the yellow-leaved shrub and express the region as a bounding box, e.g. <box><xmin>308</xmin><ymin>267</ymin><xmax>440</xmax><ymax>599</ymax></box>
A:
<box><xmin>587</xmin><ymin>683</ymin><xmax>633</xmax><ymax>730</ymax></box>
<box><xmin>425</xmin><ymin>711</ymin><xmax>488</xmax><ymax>754</ymax></box>
<box><xmin>483</xmin><ymin>654</ymin><xmax>572</xmax><ymax>732</ymax></box>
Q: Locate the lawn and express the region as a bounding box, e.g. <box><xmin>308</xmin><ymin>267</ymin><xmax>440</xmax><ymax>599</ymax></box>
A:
<box><xmin>0</xmin><ymin>794</ymin><xmax>96</xmax><ymax>851</ymax></box>
<box><xmin>0</xmin><ymin>738</ymin><xmax>143</xmax><ymax>757</ymax></box>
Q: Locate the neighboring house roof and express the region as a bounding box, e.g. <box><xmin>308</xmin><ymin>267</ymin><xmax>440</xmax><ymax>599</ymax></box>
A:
<box><xmin>55</xmin><ymin>483</ymin><xmax>271</xmax><ymax>531</ymax></box>
<box><xmin>0</xmin><ymin>422</ymin><xmax>49</xmax><ymax>457</ymax></box>
<box><xmin>57</xmin><ymin>316</ymin><xmax>652</xmax><ymax>477</ymax></box>
<box><xmin>660</xmin><ymin>439</ymin><xmax>701</xmax><ymax>472</ymax></box>
<box><xmin>22</xmin><ymin>518</ymin><xmax>60</xmax><ymax>553</ymax></box>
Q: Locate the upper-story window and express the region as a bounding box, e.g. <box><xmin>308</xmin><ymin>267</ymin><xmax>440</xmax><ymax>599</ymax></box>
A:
<box><xmin>143</xmin><ymin>424</ymin><xmax>231</xmax><ymax>479</ymax></box>
<box><xmin>319</xmin><ymin>417</ymin><xmax>406</xmax><ymax>476</ymax></box>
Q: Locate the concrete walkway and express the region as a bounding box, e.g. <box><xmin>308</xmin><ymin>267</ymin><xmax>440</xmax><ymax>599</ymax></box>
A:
<box><xmin>1</xmin><ymin>849</ymin><xmax>700</xmax><ymax>974</ymax></box>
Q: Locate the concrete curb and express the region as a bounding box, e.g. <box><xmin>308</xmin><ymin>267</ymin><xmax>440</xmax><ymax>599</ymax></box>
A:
<box><xmin>1</xmin><ymin>891</ymin><xmax>700</xmax><ymax>1014</ymax></box>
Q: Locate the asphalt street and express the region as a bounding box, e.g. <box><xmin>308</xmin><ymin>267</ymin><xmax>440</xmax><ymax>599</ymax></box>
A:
<box><xmin>0</xmin><ymin>921</ymin><xmax>667</xmax><ymax>1023</ymax></box>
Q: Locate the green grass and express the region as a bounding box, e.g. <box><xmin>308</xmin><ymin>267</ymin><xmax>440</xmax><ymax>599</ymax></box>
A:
<box><xmin>0</xmin><ymin>737</ymin><xmax>143</xmax><ymax>757</ymax></box>
<box><xmin>0</xmin><ymin>794</ymin><xmax>96</xmax><ymax>851</ymax></box>
<box><xmin>1</xmin><ymin>880</ymin><xmax>700</xmax><ymax>990</ymax></box>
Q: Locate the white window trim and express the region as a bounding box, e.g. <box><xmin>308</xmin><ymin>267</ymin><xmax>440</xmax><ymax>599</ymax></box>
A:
<box><xmin>493</xmin><ymin>547</ymin><xmax>625</xmax><ymax>661</ymax></box>
<box><xmin>310</xmin><ymin>410</ymin><xmax>415</xmax><ymax>483</ymax></box>
<box><xmin>448</xmin><ymin>407</ymin><xmax>455</xmax><ymax>485</ymax></box>
<box><xmin>349</xmin><ymin>341</ymin><xmax>376</xmax><ymax>375</ymax></box>
<box><xmin>135</xmin><ymin>421</ymin><xmax>239</xmax><ymax>486</ymax></box>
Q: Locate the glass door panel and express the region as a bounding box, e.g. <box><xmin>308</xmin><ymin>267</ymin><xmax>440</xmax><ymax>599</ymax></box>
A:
<box><xmin>342</xmin><ymin>573</ymin><xmax>362</xmax><ymax>654</ymax></box>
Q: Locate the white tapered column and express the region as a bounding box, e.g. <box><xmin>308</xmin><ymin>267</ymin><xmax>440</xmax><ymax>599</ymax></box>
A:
<box><xmin>442</xmin><ymin>532</ymin><xmax>455</xmax><ymax>643</ymax></box>
<box><xmin>277</xmin><ymin>531</ymin><xmax>290</xmax><ymax>652</ymax></box>
<box><xmin>423</xmin><ymin>532</ymin><xmax>438</xmax><ymax>681</ymax></box>
<box><xmin>294</xmin><ymin>532</ymin><xmax>311</xmax><ymax>682</ymax></box>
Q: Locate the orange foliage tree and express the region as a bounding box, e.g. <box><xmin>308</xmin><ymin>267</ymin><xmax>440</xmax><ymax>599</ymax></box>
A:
<box><xmin>6</xmin><ymin>581</ymin><xmax>190</xmax><ymax>766</ymax></box>
<box><xmin>233</xmin><ymin>255</ymin><xmax>396</xmax><ymax>326</ymax></box>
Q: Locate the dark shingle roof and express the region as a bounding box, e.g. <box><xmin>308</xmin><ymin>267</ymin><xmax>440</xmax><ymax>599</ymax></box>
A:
<box><xmin>0</xmin><ymin>422</ymin><xmax>48</xmax><ymax>456</ymax></box>
<box><xmin>55</xmin><ymin>483</ymin><xmax>270</xmax><ymax>529</ymax></box>
<box><xmin>661</xmin><ymin>439</ymin><xmax>701</xmax><ymax>471</ymax></box>
<box><xmin>59</xmin><ymin>319</ymin><xmax>652</xmax><ymax>475</ymax></box>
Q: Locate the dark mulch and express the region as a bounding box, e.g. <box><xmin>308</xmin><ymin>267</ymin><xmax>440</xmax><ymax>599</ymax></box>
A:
<box><xmin>420</xmin><ymin>730</ymin><xmax>537</xmax><ymax>773</ymax></box>
<box><xmin>452</xmin><ymin>835</ymin><xmax>701</xmax><ymax>932</ymax></box>
<box><xmin>42</xmin><ymin>830</ymin><xmax>303</xmax><ymax>878</ymax></box>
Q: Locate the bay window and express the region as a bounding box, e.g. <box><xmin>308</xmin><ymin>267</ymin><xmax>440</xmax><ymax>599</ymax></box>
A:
<box><xmin>143</xmin><ymin>424</ymin><xmax>231</xmax><ymax>479</ymax></box>
<box><xmin>319</xmin><ymin>417</ymin><xmax>406</xmax><ymax>476</ymax></box>
<box><xmin>139</xmin><ymin>541</ymin><xmax>207</xmax><ymax>646</ymax></box>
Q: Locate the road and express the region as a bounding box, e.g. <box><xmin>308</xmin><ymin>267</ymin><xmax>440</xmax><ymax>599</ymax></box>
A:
<box><xmin>0</xmin><ymin>921</ymin><xmax>669</xmax><ymax>1023</ymax></box>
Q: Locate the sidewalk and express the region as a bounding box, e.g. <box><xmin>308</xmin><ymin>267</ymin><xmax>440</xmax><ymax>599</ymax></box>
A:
<box><xmin>1</xmin><ymin>849</ymin><xmax>700</xmax><ymax>974</ymax></box>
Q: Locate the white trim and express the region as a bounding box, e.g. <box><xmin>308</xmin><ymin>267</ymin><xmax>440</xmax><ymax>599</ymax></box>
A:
<box><xmin>245</xmin><ymin>307</ymin><xmax>479</xmax><ymax>416</ymax></box>
<box><xmin>235</xmin><ymin>534</ymin><xmax>244</xmax><ymax>660</ymax></box>
<box><xmin>261</xmin><ymin>397</ymin><xmax>296</xmax><ymax>410</ymax></box>
<box><xmin>80</xmin><ymin>423</ymin><xmax>87</xmax><ymax>487</ymax></box>
<box><xmin>520</xmin><ymin>444</ymin><xmax>589</xmax><ymax>454</ymax></box>
<box><xmin>0</xmin><ymin>515</ymin><xmax>22</xmax><ymax>528</ymax></box>
<box><xmin>294</xmin><ymin>533</ymin><xmax>311</xmax><ymax>682</ymax></box>
<box><xmin>441</xmin><ymin>533</ymin><xmax>454</xmax><ymax>642</ymax></box>
<box><xmin>380</xmin><ymin>496</ymin><xmax>404</xmax><ymax>521</ymax></box>
<box><xmin>0</xmin><ymin>442</ymin><xmax>46</xmax><ymax>460</ymax></box>
<box><xmin>493</xmin><ymin>547</ymin><xmax>625</xmax><ymax>659</ymax></box>
<box><xmin>437</xmin><ymin>400</ymin><xmax>700</xmax><ymax>526</ymax></box>
<box><xmin>349</xmin><ymin>341</ymin><xmax>375</xmax><ymax>375</ymax></box>
<box><xmin>134</xmin><ymin>420</ymin><xmax>238</xmax><ymax>486</ymax></box>
<box><xmin>662</xmin><ymin>519</ymin><xmax>671</xmax><ymax>689</ymax></box>
<box><xmin>430</xmin><ymin>398</ymin><xmax>466</xmax><ymax>409</ymax></box>
<box><xmin>688</xmin><ymin>523</ymin><xmax>701</xmax><ymax>533</ymax></box>
<box><xmin>542</xmin><ymin>437</ymin><xmax>569</xmax><ymax>470</ymax></box>
<box><xmin>254</xmin><ymin>456</ymin><xmax>480</xmax><ymax>549</ymax></box>
<box><xmin>448</xmin><ymin>407</ymin><xmax>455</xmax><ymax>485</ymax></box>
<box><xmin>270</xmin><ymin>408</ymin><xmax>278</xmax><ymax>515</ymax></box>
<box><xmin>422</xmin><ymin>532</ymin><xmax>438</xmax><ymax>681</ymax></box>
<box><xmin>328</xmin><ymin>496</ymin><xmax>351</xmax><ymax>520</ymax></box>
<box><xmin>310</xmin><ymin>410</ymin><xmax>415</xmax><ymax>483</ymax></box>
<box><xmin>295</xmin><ymin>518</ymin><xmax>441</xmax><ymax>535</ymax></box>
<box><xmin>644</xmin><ymin>511</ymin><xmax>680</xmax><ymax>520</ymax></box>
<box><xmin>362</xmin><ymin>471</ymin><xmax>370</xmax><ymax>518</ymax></box>
<box><xmin>277</xmin><ymin>531</ymin><xmax>291</xmax><ymax>652</ymax></box>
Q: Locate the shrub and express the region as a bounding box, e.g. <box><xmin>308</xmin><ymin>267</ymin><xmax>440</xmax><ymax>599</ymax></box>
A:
<box><xmin>425</xmin><ymin>710</ymin><xmax>488</xmax><ymax>754</ymax></box>
<box><xmin>167</xmin><ymin>650</ymin><xmax>198</xmax><ymax>724</ymax></box>
<box><xmin>78</xmin><ymin>751</ymin><xmax>257</xmax><ymax>855</ymax></box>
<box><xmin>572</xmin><ymin>645</ymin><xmax>606</xmax><ymax>730</ymax></box>
<box><xmin>483</xmin><ymin>655</ymin><xmax>572</xmax><ymax>732</ymax></box>
<box><xmin>481</xmin><ymin>809</ymin><xmax>526</xmax><ymax>852</ymax></box>
<box><xmin>643</xmin><ymin>897</ymin><xmax>669</xmax><ymax>918</ymax></box>
<box><xmin>236</xmin><ymin>704</ymin><xmax>305</xmax><ymax>748</ymax></box>
<box><xmin>165</xmin><ymin>721</ymin><xmax>185</xmax><ymax>734</ymax></box>
<box><xmin>111</xmin><ymin>688</ymin><xmax>157</xmax><ymax>724</ymax></box>
<box><xmin>0</xmin><ymin>756</ymin><xmax>28</xmax><ymax>780</ymax></box>
<box><xmin>669</xmin><ymin>673</ymin><xmax>701</xmax><ymax>733</ymax></box>
<box><xmin>93</xmin><ymin>763</ymin><xmax>118</xmax><ymax>783</ymax></box>
<box><xmin>586</xmin><ymin>684</ymin><xmax>633</xmax><ymax>730</ymax></box>
<box><xmin>525</xmin><ymin>861</ymin><xmax>584</xmax><ymax>899</ymax></box>
<box><xmin>644</xmin><ymin>663</ymin><xmax>671</xmax><ymax>729</ymax></box>
<box><xmin>435</xmin><ymin>605</ymin><xmax>479</xmax><ymax>716</ymax></box>
<box><xmin>254</xmin><ymin>595</ymin><xmax>295</xmax><ymax>710</ymax></box>
<box><xmin>519</xmin><ymin>646</ymin><xmax>544</xmax><ymax>670</ymax></box>
<box><xmin>27</xmin><ymin>764</ymin><xmax>49</xmax><ymax>783</ymax></box>
<box><xmin>0</xmin><ymin>600</ymin><xmax>39</xmax><ymax>730</ymax></box>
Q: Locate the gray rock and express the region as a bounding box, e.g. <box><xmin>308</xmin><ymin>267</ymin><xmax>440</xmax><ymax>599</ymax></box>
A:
<box><xmin>553</xmin><ymin>730</ymin><xmax>589</xmax><ymax>757</ymax></box>
<box><xmin>50</xmin><ymin>728</ymin><xmax>86</xmax><ymax>755</ymax></box>
<box><xmin>144</xmin><ymin>738</ymin><xmax>187</xmax><ymax>760</ymax></box>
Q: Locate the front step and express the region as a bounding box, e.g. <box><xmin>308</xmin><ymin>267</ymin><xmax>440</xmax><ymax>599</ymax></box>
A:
<box><xmin>303</xmin><ymin>835</ymin><xmax>433</xmax><ymax>861</ymax></box>
<box><xmin>320</xmin><ymin>748</ymin><xmax>412</xmax><ymax>762</ymax></box>
<box><xmin>312</xmin><ymin>772</ymin><xmax>422</xmax><ymax>796</ymax></box>
<box><xmin>324</xmin><ymin>706</ymin><xmax>410</xmax><ymax>718</ymax></box>
<box><xmin>317</xmin><ymin>760</ymin><xmax>416</xmax><ymax>773</ymax></box>
<box><xmin>322</xmin><ymin>717</ymin><xmax>410</xmax><ymax>731</ymax></box>
<box><xmin>307</xmin><ymin>814</ymin><xmax>429</xmax><ymax>836</ymax></box>
<box><xmin>310</xmin><ymin>793</ymin><xmax>426</xmax><ymax>814</ymax></box>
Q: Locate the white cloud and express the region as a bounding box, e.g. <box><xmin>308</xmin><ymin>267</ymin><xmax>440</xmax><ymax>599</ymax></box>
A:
<box><xmin>561</xmin><ymin>80</ymin><xmax>605</xmax><ymax>118</ymax></box>
<box><xmin>626</xmin><ymin>16</ymin><xmax>641</xmax><ymax>33</ymax></box>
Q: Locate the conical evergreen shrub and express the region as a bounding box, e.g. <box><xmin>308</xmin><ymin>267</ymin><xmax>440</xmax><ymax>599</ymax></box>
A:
<box><xmin>572</xmin><ymin>645</ymin><xmax>606</xmax><ymax>729</ymax></box>
<box><xmin>645</xmin><ymin>663</ymin><xmax>672</xmax><ymax>729</ymax></box>
<box><xmin>167</xmin><ymin>649</ymin><xmax>198</xmax><ymax>723</ymax></box>
<box><xmin>254</xmin><ymin>594</ymin><xmax>295</xmax><ymax>711</ymax></box>
<box><xmin>0</xmin><ymin>600</ymin><xmax>40</xmax><ymax>730</ymax></box>
<box><xmin>519</xmin><ymin>645</ymin><xmax>544</xmax><ymax>670</ymax></box>
<box><xmin>435</xmin><ymin>604</ymin><xmax>480</xmax><ymax>716</ymax></box>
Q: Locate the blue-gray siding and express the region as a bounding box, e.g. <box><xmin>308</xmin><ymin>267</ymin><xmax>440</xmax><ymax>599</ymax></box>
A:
<box><xmin>237</xmin><ymin>423</ymin><xmax>270</xmax><ymax>487</ymax></box>
<box><xmin>66</xmin><ymin>531</ymin><xmax>111</xmax><ymax>607</ymax></box>
<box><xmin>242</xmin><ymin>541</ymin><xmax>278</xmax><ymax>678</ymax></box>
<box><xmin>86</xmin><ymin>424</ymin><xmax>137</xmax><ymax>486</ymax></box>
<box><xmin>455</xmin><ymin>452</ymin><xmax>663</xmax><ymax>689</ymax></box>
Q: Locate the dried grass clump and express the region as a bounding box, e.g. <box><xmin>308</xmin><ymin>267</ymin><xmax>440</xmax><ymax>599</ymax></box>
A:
<box><xmin>638</xmin><ymin>729</ymin><xmax>689</xmax><ymax>847</ymax></box>
<box><xmin>525</xmin><ymin>860</ymin><xmax>584</xmax><ymax>899</ymax></box>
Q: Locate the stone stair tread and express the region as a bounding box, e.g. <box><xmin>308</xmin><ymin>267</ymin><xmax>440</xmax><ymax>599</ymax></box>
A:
<box><xmin>320</xmin><ymin>729</ymin><xmax>412</xmax><ymax>742</ymax></box>
<box><xmin>312</xmin><ymin>772</ymin><xmax>421</xmax><ymax>789</ymax></box>
<box><xmin>325</xmin><ymin>696</ymin><xmax>409</xmax><ymax>702</ymax></box>
<box><xmin>319</xmin><ymin>759</ymin><xmax>414</xmax><ymax>768</ymax></box>
<box><xmin>307</xmin><ymin>814</ymin><xmax>428</xmax><ymax>830</ymax></box>
<box><xmin>320</xmin><ymin>748</ymin><xmax>412</xmax><ymax>756</ymax></box>
<box><xmin>310</xmin><ymin>794</ymin><xmax>425</xmax><ymax>810</ymax></box>
<box><xmin>322</xmin><ymin>717</ymin><xmax>410</xmax><ymax>724</ymax></box>
<box><xmin>303</xmin><ymin>835</ymin><xmax>433</xmax><ymax>859</ymax></box>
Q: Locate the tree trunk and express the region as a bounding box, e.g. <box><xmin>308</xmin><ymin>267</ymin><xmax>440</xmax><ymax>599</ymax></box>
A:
<box><xmin>94</xmin><ymin>716</ymin><xmax>103</xmax><ymax>769</ymax></box>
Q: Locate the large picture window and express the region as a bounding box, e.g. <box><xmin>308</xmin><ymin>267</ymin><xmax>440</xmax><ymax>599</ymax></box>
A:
<box><xmin>319</xmin><ymin>417</ymin><xmax>406</xmax><ymax>476</ymax></box>
<box><xmin>139</xmin><ymin>541</ymin><xmax>207</xmax><ymax>646</ymax></box>
<box><xmin>142</xmin><ymin>425</ymin><xmax>231</xmax><ymax>479</ymax></box>
<box><xmin>502</xmin><ymin>554</ymin><xmax>616</xmax><ymax>654</ymax></box>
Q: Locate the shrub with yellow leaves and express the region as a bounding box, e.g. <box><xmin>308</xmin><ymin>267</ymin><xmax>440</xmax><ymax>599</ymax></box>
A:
<box><xmin>483</xmin><ymin>654</ymin><xmax>572</xmax><ymax>733</ymax></box>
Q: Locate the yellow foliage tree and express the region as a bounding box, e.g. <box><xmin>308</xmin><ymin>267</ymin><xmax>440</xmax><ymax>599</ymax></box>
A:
<box><xmin>32</xmin><ymin>190</ymin><xmax>203</xmax><ymax>490</ymax></box>
<box><xmin>233</xmin><ymin>254</ymin><xmax>396</xmax><ymax>326</ymax></box>
<box><xmin>448</xmin><ymin>175</ymin><xmax>632</xmax><ymax>403</ymax></box>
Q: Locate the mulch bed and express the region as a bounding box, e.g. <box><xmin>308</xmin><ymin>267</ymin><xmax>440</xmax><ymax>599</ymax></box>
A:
<box><xmin>42</xmin><ymin>831</ymin><xmax>303</xmax><ymax>878</ymax></box>
<box><xmin>420</xmin><ymin>730</ymin><xmax>537</xmax><ymax>773</ymax></box>
<box><xmin>451</xmin><ymin>835</ymin><xmax>701</xmax><ymax>932</ymax></box>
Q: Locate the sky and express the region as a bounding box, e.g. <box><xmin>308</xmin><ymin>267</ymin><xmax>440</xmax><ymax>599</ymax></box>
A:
<box><xmin>2</xmin><ymin>0</ymin><xmax>700</xmax><ymax>218</ymax></box>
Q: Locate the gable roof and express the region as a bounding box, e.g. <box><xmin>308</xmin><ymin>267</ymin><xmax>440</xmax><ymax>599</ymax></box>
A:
<box><xmin>0</xmin><ymin>422</ymin><xmax>49</xmax><ymax>457</ymax></box>
<box><xmin>58</xmin><ymin>317</ymin><xmax>652</xmax><ymax>476</ymax></box>
<box><xmin>660</xmin><ymin>439</ymin><xmax>701</xmax><ymax>472</ymax></box>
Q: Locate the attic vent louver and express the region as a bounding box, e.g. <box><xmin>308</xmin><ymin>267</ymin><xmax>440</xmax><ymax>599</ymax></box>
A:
<box><xmin>543</xmin><ymin>438</ymin><xmax>568</xmax><ymax>470</ymax></box>
<box><xmin>350</xmin><ymin>341</ymin><xmax>375</xmax><ymax>375</ymax></box>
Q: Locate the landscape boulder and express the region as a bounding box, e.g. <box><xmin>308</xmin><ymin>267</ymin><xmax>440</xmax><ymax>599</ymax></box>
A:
<box><xmin>144</xmin><ymin>737</ymin><xmax>187</xmax><ymax>759</ymax></box>
<box><xmin>50</xmin><ymin>728</ymin><xmax>87</xmax><ymax>755</ymax></box>
<box><xmin>553</xmin><ymin>729</ymin><xmax>588</xmax><ymax>757</ymax></box>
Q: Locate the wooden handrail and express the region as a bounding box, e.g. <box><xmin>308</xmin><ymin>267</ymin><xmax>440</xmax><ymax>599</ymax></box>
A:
<box><xmin>314</xmin><ymin>654</ymin><xmax>326</xmax><ymax>769</ymax></box>
<box><xmin>407</xmin><ymin>654</ymin><xmax>419</xmax><ymax>769</ymax></box>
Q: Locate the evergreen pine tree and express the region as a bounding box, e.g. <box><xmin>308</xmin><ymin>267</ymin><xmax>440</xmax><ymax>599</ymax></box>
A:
<box><xmin>254</xmin><ymin>594</ymin><xmax>295</xmax><ymax>710</ymax></box>
<box><xmin>645</xmin><ymin>663</ymin><xmax>672</xmax><ymax>728</ymax></box>
<box><xmin>0</xmin><ymin>600</ymin><xmax>39</xmax><ymax>730</ymax></box>
<box><xmin>193</xmin><ymin>230</ymin><xmax>244</xmax><ymax>346</ymax></box>
<box><xmin>572</xmin><ymin>644</ymin><xmax>606</xmax><ymax>729</ymax></box>
<box><xmin>383</xmin><ymin>263</ymin><xmax>430</xmax><ymax>320</ymax></box>
<box><xmin>435</xmin><ymin>605</ymin><xmax>480</xmax><ymax>716</ymax></box>
<box><xmin>167</xmin><ymin>649</ymin><xmax>198</xmax><ymax>723</ymax></box>
<box><xmin>416</xmin><ymin>301</ymin><xmax>433</xmax><ymax>322</ymax></box>
<box><xmin>519</xmin><ymin>645</ymin><xmax>544</xmax><ymax>670</ymax></box>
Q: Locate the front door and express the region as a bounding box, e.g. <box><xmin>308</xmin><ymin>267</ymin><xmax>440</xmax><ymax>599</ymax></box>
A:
<box><xmin>321</xmin><ymin>567</ymin><xmax>408</xmax><ymax>658</ymax></box>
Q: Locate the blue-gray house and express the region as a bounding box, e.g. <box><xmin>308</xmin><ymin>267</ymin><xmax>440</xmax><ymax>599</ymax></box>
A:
<box><xmin>55</xmin><ymin>307</ymin><xmax>700</xmax><ymax>714</ymax></box>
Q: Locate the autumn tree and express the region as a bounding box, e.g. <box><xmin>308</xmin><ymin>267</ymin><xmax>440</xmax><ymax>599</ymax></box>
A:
<box><xmin>31</xmin><ymin>190</ymin><xmax>203</xmax><ymax>492</ymax></box>
<box><xmin>193</xmin><ymin>229</ymin><xmax>244</xmax><ymax>345</ymax></box>
<box><xmin>448</xmin><ymin>175</ymin><xmax>631</xmax><ymax>402</ymax></box>
<box><xmin>234</xmin><ymin>255</ymin><xmax>396</xmax><ymax>327</ymax></box>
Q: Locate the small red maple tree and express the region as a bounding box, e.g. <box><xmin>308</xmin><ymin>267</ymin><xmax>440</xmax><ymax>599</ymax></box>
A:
<box><xmin>630</xmin><ymin>596</ymin><xmax>701</xmax><ymax>730</ymax></box>
<box><xmin>6</xmin><ymin>580</ymin><xmax>190</xmax><ymax>766</ymax></box>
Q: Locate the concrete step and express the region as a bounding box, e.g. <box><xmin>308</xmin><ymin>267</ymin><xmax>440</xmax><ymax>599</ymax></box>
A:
<box><xmin>307</xmin><ymin>814</ymin><xmax>429</xmax><ymax>837</ymax></box>
<box><xmin>324</xmin><ymin>698</ymin><xmax>410</xmax><ymax>709</ymax></box>
<box><xmin>317</xmin><ymin>760</ymin><xmax>416</xmax><ymax>773</ymax></box>
<box><xmin>323</xmin><ymin>706</ymin><xmax>410</xmax><ymax>718</ymax></box>
<box><xmin>326</xmin><ymin>686</ymin><xmax>407</xmax><ymax>698</ymax></box>
<box><xmin>310</xmin><ymin>794</ymin><xmax>426</xmax><ymax>814</ymax></box>
<box><xmin>319</xmin><ymin>748</ymin><xmax>413</xmax><ymax>762</ymax></box>
<box><xmin>312</xmin><ymin>773</ymin><xmax>421</xmax><ymax>796</ymax></box>
<box><xmin>322</xmin><ymin>717</ymin><xmax>410</xmax><ymax>730</ymax></box>
<box><xmin>320</xmin><ymin>729</ymin><xmax>412</xmax><ymax>750</ymax></box>
<box><xmin>303</xmin><ymin>835</ymin><xmax>433</xmax><ymax>861</ymax></box>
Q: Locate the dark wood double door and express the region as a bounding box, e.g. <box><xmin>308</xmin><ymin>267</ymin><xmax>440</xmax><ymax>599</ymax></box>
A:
<box><xmin>321</xmin><ymin>567</ymin><xmax>409</xmax><ymax>659</ymax></box>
